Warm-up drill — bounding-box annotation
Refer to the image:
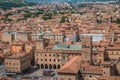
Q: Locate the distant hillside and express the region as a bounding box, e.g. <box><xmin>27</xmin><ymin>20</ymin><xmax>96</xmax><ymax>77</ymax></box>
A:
<box><xmin>118</xmin><ymin>0</ymin><xmax>120</xmax><ymax>2</ymax></box>
<box><xmin>0</xmin><ymin>0</ymin><xmax>35</xmax><ymax>10</ymax></box>
<box><xmin>24</xmin><ymin>0</ymin><xmax>114</xmax><ymax>4</ymax></box>
<box><xmin>0</xmin><ymin>0</ymin><xmax>23</xmax><ymax>3</ymax></box>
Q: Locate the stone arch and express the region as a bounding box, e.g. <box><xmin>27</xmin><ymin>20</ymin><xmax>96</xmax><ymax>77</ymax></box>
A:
<box><xmin>57</xmin><ymin>64</ymin><xmax>60</xmax><ymax>69</ymax></box>
<box><xmin>53</xmin><ymin>64</ymin><xmax>56</xmax><ymax>69</ymax></box>
<box><xmin>41</xmin><ymin>64</ymin><xmax>44</xmax><ymax>69</ymax></box>
<box><xmin>49</xmin><ymin>64</ymin><xmax>52</xmax><ymax>69</ymax></box>
<box><xmin>37</xmin><ymin>64</ymin><xmax>40</xmax><ymax>69</ymax></box>
<box><xmin>45</xmin><ymin>64</ymin><xmax>48</xmax><ymax>69</ymax></box>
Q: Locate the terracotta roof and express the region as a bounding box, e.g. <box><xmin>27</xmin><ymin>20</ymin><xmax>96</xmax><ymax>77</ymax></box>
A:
<box><xmin>6</xmin><ymin>52</ymin><xmax>31</xmax><ymax>59</ymax></box>
<box><xmin>106</xmin><ymin>46</ymin><xmax>120</xmax><ymax>50</ymax></box>
<box><xmin>93</xmin><ymin>42</ymin><xmax>100</xmax><ymax>46</ymax></box>
<box><xmin>114</xmin><ymin>30</ymin><xmax>120</xmax><ymax>34</ymax></box>
<box><xmin>96</xmin><ymin>47</ymin><xmax>105</xmax><ymax>52</ymax></box>
<box><xmin>81</xmin><ymin>65</ymin><xmax>103</xmax><ymax>75</ymax></box>
<box><xmin>98</xmin><ymin>76</ymin><xmax>120</xmax><ymax>80</ymax></box>
<box><xmin>58</xmin><ymin>56</ymin><xmax>81</xmax><ymax>74</ymax></box>
<box><xmin>0</xmin><ymin>53</ymin><xmax>5</xmax><ymax>58</ymax></box>
<box><xmin>6</xmin><ymin>77</ymin><xmax>17</xmax><ymax>80</ymax></box>
<box><xmin>65</xmin><ymin>41</ymin><xmax>73</xmax><ymax>44</ymax></box>
<box><xmin>80</xmin><ymin>61</ymin><xmax>90</xmax><ymax>68</ymax></box>
<box><xmin>101</xmin><ymin>61</ymin><xmax>111</xmax><ymax>65</ymax></box>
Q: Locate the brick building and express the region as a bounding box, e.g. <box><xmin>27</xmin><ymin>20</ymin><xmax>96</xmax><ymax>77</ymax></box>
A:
<box><xmin>5</xmin><ymin>52</ymin><xmax>32</xmax><ymax>73</ymax></box>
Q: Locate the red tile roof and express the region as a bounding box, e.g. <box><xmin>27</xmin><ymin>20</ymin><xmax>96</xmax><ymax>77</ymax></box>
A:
<box><xmin>58</xmin><ymin>56</ymin><xmax>81</xmax><ymax>74</ymax></box>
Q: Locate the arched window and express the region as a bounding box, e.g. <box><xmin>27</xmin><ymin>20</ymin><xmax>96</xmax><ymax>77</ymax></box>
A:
<box><xmin>89</xmin><ymin>75</ymin><xmax>92</xmax><ymax>78</ymax></box>
<box><xmin>41</xmin><ymin>59</ymin><xmax>43</xmax><ymax>61</ymax></box>
<box><xmin>58</xmin><ymin>59</ymin><xmax>60</xmax><ymax>62</ymax></box>
<box><xmin>45</xmin><ymin>54</ymin><xmax>47</xmax><ymax>56</ymax></box>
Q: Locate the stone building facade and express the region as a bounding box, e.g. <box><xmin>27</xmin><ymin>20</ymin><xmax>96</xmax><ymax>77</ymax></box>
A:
<box><xmin>5</xmin><ymin>52</ymin><xmax>32</xmax><ymax>73</ymax></box>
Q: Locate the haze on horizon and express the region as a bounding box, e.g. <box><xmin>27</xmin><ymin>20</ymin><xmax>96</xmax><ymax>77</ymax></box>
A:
<box><xmin>24</xmin><ymin>0</ymin><xmax>115</xmax><ymax>4</ymax></box>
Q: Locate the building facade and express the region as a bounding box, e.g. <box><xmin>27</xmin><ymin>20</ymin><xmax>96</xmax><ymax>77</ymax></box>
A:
<box><xmin>5</xmin><ymin>53</ymin><xmax>32</xmax><ymax>73</ymax></box>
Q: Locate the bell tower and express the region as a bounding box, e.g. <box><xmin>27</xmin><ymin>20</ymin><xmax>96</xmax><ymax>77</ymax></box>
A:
<box><xmin>36</xmin><ymin>39</ymin><xmax>45</xmax><ymax>49</ymax></box>
<box><xmin>81</xmin><ymin>36</ymin><xmax>92</xmax><ymax>63</ymax></box>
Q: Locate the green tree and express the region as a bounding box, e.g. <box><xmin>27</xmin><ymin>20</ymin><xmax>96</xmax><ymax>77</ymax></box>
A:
<box><xmin>116</xmin><ymin>18</ymin><xmax>120</xmax><ymax>24</ymax></box>
<box><xmin>42</xmin><ymin>13</ymin><xmax>52</xmax><ymax>20</ymax></box>
<box><xmin>3</xmin><ymin>18</ymin><xmax>12</xmax><ymax>23</ymax></box>
<box><xmin>60</xmin><ymin>16</ymin><xmax>69</xmax><ymax>23</ymax></box>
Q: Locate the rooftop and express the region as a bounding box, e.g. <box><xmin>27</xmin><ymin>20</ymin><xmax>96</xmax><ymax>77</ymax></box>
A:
<box><xmin>81</xmin><ymin>34</ymin><xmax>103</xmax><ymax>42</ymax></box>
<box><xmin>5</xmin><ymin>52</ymin><xmax>30</xmax><ymax>59</ymax></box>
<box><xmin>52</xmin><ymin>43</ymin><xmax>82</xmax><ymax>50</ymax></box>
<box><xmin>58</xmin><ymin>56</ymin><xmax>81</xmax><ymax>74</ymax></box>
